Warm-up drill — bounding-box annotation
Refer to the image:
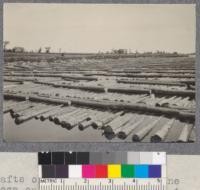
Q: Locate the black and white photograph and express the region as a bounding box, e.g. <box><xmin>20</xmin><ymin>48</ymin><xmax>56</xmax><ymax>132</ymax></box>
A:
<box><xmin>3</xmin><ymin>3</ymin><xmax>196</xmax><ymax>142</ymax></box>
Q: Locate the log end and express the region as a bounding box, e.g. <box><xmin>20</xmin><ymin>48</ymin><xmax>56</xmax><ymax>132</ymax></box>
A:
<box><xmin>78</xmin><ymin>124</ymin><xmax>85</xmax><ymax>131</ymax></box>
<box><xmin>61</xmin><ymin>121</ymin><xmax>72</xmax><ymax>130</ymax></box>
<box><xmin>132</xmin><ymin>134</ymin><xmax>140</xmax><ymax>142</ymax></box>
<box><xmin>150</xmin><ymin>135</ymin><xmax>162</xmax><ymax>143</ymax></box>
<box><xmin>53</xmin><ymin>118</ymin><xmax>60</xmax><ymax>125</ymax></box>
<box><xmin>48</xmin><ymin>116</ymin><xmax>54</xmax><ymax>121</ymax></box>
<box><xmin>40</xmin><ymin>116</ymin><xmax>46</xmax><ymax>121</ymax></box>
<box><xmin>117</xmin><ymin>132</ymin><xmax>127</xmax><ymax>140</ymax></box>
<box><xmin>10</xmin><ymin>111</ymin><xmax>16</xmax><ymax>118</ymax></box>
<box><xmin>14</xmin><ymin>118</ymin><xmax>23</xmax><ymax>125</ymax></box>
<box><xmin>91</xmin><ymin>122</ymin><xmax>101</xmax><ymax>129</ymax></box>
<box><xmin>104</xmin><ymin>132</ymin><xmax>115</xmax><ymax>140</ymax></box>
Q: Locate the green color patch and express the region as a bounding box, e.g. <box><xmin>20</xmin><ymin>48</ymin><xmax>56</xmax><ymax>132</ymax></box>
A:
<box><xmin>121</xmin><ymin>164</ymin><xmax>135</xmax><ymax>178</ymax></box>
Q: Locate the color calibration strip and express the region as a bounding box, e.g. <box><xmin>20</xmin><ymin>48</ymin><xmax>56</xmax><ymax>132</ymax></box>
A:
<box><xmin>38</xmin><ymin>152</ymin><xmax>166</xmax><ymax>179</ymax></box>
<box><xmin>39</xmin><ymin>163</ymin><xmax>162</xmax><ymax>178</ymax></box>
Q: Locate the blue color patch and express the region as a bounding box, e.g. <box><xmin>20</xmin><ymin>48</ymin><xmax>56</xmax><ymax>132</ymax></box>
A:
<box><xmin>149</xmin><ymin>165</ymin><xmax>161</xmax><ymax>178</ymax></box>
<box><xmin>134</xmin><ymin>165</ymin><xmax>149</xmax><ymax>178</ymax></box>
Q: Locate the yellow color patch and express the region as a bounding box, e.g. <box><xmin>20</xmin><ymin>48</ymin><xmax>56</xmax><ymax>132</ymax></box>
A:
<box><xmin>108</xmin><ymin>164</ymin><xmax>121</xmax><ymax>178</ymax></box>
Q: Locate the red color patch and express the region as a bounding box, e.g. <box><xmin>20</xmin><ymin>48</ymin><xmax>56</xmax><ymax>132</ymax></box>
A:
<box><xmin>95</xmin><ymin>165</ymin><xmax>108</xmax><ymax>178</ymax></box>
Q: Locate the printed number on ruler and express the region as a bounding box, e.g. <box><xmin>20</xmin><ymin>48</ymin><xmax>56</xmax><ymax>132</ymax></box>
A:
<box><xmin>39</xmin><ymin>178</ymin><xmax>166</xmax><ymax>190</ymax></box>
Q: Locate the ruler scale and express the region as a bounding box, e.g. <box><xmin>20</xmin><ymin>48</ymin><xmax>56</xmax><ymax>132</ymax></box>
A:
<box><xmin>38</xmin><ymin>152</ymin><xmax>166</xmax><ymax>190</ymax></box>
<box><xmin>39</xmin><ymin>179</ymin><xmax>166</xmax><ymax>190</ymax></box>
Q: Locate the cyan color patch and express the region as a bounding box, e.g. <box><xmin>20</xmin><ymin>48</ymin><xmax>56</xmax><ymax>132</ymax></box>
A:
<box><xmin>134</xmin><ymin>165</ymin><xmax>149</xmax><ymax>178</ymax></box>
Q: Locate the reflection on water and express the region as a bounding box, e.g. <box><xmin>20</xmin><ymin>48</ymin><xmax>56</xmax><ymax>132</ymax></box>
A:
<box><xmin>4</xmin><ymin>113</ymin><xmax>128</xmax><ymax>142</ymax></box>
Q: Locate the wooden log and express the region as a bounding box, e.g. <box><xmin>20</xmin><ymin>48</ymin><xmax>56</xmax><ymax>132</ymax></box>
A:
<box><xmin>143</xmin><ymin>70</ymin><xmax>195</xmax><ymax>74</ymax></box>
<box><xmin>53</xmin><ymin>83</ymin><xmax>105</xmax><ymax>92</ymax></box>
<box><xmin>61</xmin><ymin>111</ymin><xmax>92</xmax><ymax>130</ymax></box>
<box><xmin>132</xmin><ymin>116</ymin><xmax>162</xmax><ymax>142</ymax></box>
<box><xmin>117</xmin><ymin>115</ymin><xmax>146</xmax><ymax>139</ymax></box>
<box><xmin>33</xmin><ymin>81</ymin><xmax>55</xmax><ymax>85</ymax></box>
<box><xmin>11</xmin><ymin>103</ymin><xmax>35</xmax><ymax>118</ymax></box>
<box><xmin>181</xmin><ymin>80</ymin><xmax>195</xmax><ymax>86</ymax></box>
<box><xmin>177</xmin><ymin>124</ymin><xmax>193</xmax><ymax>142</ymax></box>
<box><xmin>35</xmin><ymin>105</ymin><xmax>62</xmax><ymax>119</ymax></box>
<box><xmin>78</xmin><ymin>111</ymin><xmax>102</xmax><ymax>130</ymax></box>
<box><xmin>49</xmin><ymin>107</ymin><xmax>73</xmax><ymax>122</ymax></box>
<box><xmin>62</xmin><ymin>76</ymin><xmax>98</xmax><ymax>81</ymax></box>
<box><xmin>117</xmin><ymin>79</ymin><xmax>186</xmax><ymax>87</ymax></box>
<box><xmin>4</xmin><ymin>78</ymin><xmax>24</xmax><ymax>84</ymax></box>
<box><xmin>14</xmin><ymin>104</ymin><xmax>48</xmax><ymax>118</ymax></box>
<box><xmin>86</xmin><ymin>73</ymin><xmax>194</xmax><ymax>78</ymax></box>
<box><xmin>124</xmin><ymin>73</ymin><xmax>194</xmax><ymax>78</ymax></box>
<box><xmin>104</xmin><ymin>113</ymin><xmax>134</xmax><ymax>137</ymax></box>
<box><xmin>152</xmin><ymin>89</ymin><xmax>195</xmax><ymax>98</ymax></box>
<box><xmin>54</xmin><ymin>108</ymin><xmax>82</xmax><ymax>124</ymax></box>
<box><xmin>168</xmin><ymin>106</ymin><xmax>195</xmax><ymax>113</ymax></box>
<box><xmin>156</xmin><ymin>96</ymin><xmax>177</xmax><ymax>107</ymax></box>
<box><xmin>188</xmin><ymin>128</ymin><xmax>196</xmax><ymax>142</ymax></box>
<box><xmin>40</xmin><ymin>106</ymin><xmax>64</xmax><ymax>121</ymax></box>
<box><xmin>29</xmin><ymin>96</ymin><xmax>71</xmax><ymax>106</ymax></box>
<box><xmin>171</xmin><ymin>97</ymin><xmax>183</xmax><ymax>106</ymax></box>
<box><xmin>15</xmin><ymin>105</ymin><xmax>56</xmax><ymax>125</ymax></box>
<box><xmin>173</xmin><ymin>97</ymin><xmax>190</xmax><ymax>107</ymax></box>
<box><xmin>178</xmin><ymin>112</ymin><xmax>195</xmax><ymax>121</ymax></box>
<box><xmin>108</xmin><ymin>88</ymin><xmax>149</xmax><ymax>94</ymax></box>
<box><xmin>92</xmin><ymin>111</ymin><xmax>123</xmax><ymax>129</ymax></box>
<box><xmin>4</xmin><ymin>100</ymin><xmax>17</xmax><ymax>107</ymax></box>
<box><xmin>55</xmin><ymin>107</ymin><xmax>82</xmax><ymax>120</ymax></box>
<box><xmin>53</xmin><ymin>107</ymin><xmax>78</xmax><ymax>125</ymax></box>
<box><xmin>78</xmin><ymin>120</ymin><xmax>93</xmax><ymax>130</ymax></box>
<box><xmin>78</xmin><ymin>110</ymin><xmax>101</xmax><ymax>131</ymax></box>
<box><xmin>4</xmin><ymin>93</ymin><xmax>26</xmax><ymax>101</ymax></box>
<box><xmin>128</xmin><ymin>94</ymin><xmax>148</xmax><ymax>103</ymax></box>
<box><xmin>5</xmin><ymin>93</ymin><xmax>195</xmax><ymax>121</ymax></box>
<box><xmin>182</xmin><ymin>97</ymin><xmax>191</xmax><ymax>107</ymax></box>
<box><xmin>3</xmin><ymin>101</ymin><xmax>26</xmax><ymax>113</ymax></box>
<box><xmin>10</xmin><ymin>101</ymin><xmax>33</xmax><ymax>114</ymax></box>
<box><xmin>60</xmin><ymin>109</ymin><xmax>88</xmax><ymax>127</ymax></box>
<box><xmin>109</xmin><ymin>87</ymin><xmax>195</xmax><ymax>98</ymax></box>
<box><xmin>149</xmin><ymin>96</ymin><xmax>167</xmax><ymax>106</ymax></box>
<box><xmin>150</xmin><ymin>119</ymin><xmax>175</xmax><ymax>142</ymax></box>
<box><xmin>91</xmin><ymin>112</ymin><xmax>111</xmax><ymax>129</ymax></box>
<box><xmin>112</xmin><ymin>114</ymin><xmax>137</xmax><ymax>134</ymax></box>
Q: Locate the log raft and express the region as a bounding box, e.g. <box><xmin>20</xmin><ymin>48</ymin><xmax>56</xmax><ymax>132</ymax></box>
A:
<box><xmin>3</xmin><ymin>55</ymin><xmax>196</xmax><ymax>143</ymax></box>
<box><xmin>4</xmin><ymin>93</ymin><xmax>195</xmax><ymax>121</ymax></box>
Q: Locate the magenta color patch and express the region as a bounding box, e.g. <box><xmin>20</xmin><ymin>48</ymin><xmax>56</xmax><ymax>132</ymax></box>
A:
<box><xmin>82</xmin><ymin>165</ymin><xmax>96</xmax><ymax>178</ymax></box>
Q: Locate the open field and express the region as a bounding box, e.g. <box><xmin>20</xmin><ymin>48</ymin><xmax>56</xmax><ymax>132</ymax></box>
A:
<box><xmin>3</xmin><ymin>53</ymin><xmax>196</xmax><ymax>142</ymax></box>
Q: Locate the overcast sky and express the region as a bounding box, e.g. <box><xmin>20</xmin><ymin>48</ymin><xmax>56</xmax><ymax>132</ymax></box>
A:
<box><xmin>4</xmin><ymin>3</ymin><xmax>195</xmax><ymax>53</ymax></box>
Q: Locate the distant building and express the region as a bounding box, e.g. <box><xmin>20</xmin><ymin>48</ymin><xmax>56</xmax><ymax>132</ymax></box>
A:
<box><xmin>112</xmin><ymin>49</ymin><xmax>128</xmax><ymax>54</ymax></box>
<box><xmin>12</xmin><ymin>47</ymin><xmax>25</xmax><ymax>53</ymax></box>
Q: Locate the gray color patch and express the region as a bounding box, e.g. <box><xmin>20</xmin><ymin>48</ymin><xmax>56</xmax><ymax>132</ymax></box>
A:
<box><xmin>89</xmin><ymin>152</ymin><xmax>103</xmax><ymax>164</ymax></box>
<box><xmin>127</xmin><ymin>152</ymin><xmax>140</xmax><ymax>164</ymax></box>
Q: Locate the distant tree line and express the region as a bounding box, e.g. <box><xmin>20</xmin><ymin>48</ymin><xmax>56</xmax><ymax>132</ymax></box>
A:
<box><xmin>3</xmin><ymin>41</ymin><xmax>52</xmax><ymax>53</ymax></box>
<box><xmin>3</xmin><ymin>41</ymin><xmax>190</xmax><ymax>57</ymax></box>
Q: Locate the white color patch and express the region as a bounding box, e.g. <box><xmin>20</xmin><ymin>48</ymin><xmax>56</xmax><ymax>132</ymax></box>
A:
<box><xmin>152</xmin><ymin>152</ymin><xmax>166</xmax><ymax>164</ymax></box>
<box><xmin>68</xmin><ymin>165</ymin><xmax>82</xmax><ymax>178</ymax></box>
